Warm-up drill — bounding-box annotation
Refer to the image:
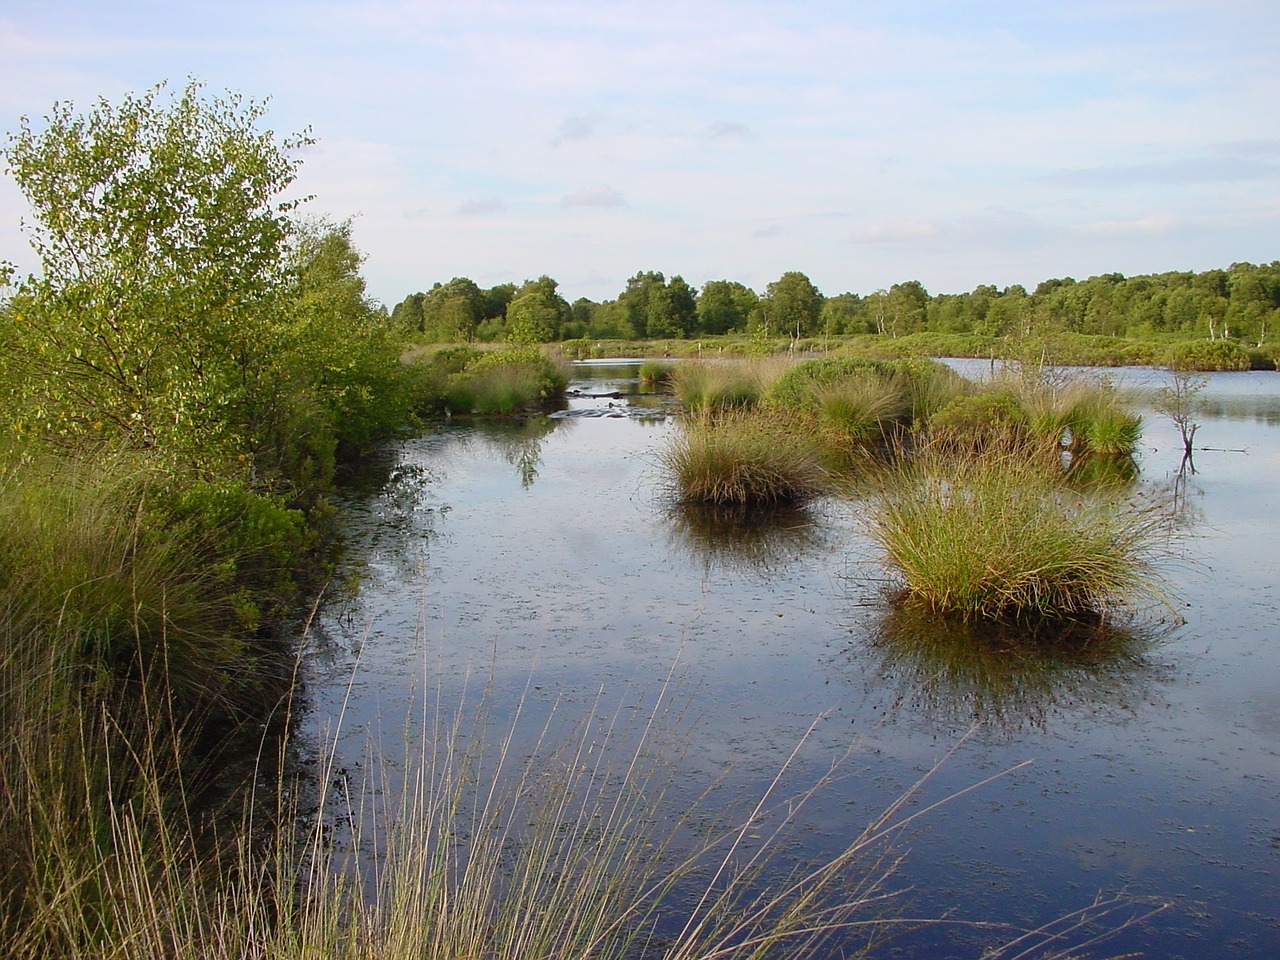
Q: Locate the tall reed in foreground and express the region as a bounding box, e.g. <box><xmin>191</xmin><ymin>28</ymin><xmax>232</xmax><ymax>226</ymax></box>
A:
<box><xmin>0</xmin><ymin>448</ymin><xmax>267</xmax><ymax>956</ymax></box>
<box><xmin>866</xmin><ymin>440</ymin><xmax>1175</xmax><ymax>620</ymax></box>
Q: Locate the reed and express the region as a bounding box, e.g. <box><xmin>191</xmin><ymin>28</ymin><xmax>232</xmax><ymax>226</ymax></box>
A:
<box><xmin>445</xmin><ymin>346</ymin><xmax>569</xmax><ymax>415</ymax></box>
<box><xmin>811</xmin><ymin>377</ymin><xmax>907</xmax><ymax>443</ymax></box>
<box><xmin>1063</xmin><ymin>385</ymin><xmax>1142</xmax><ymax>457</ymax></box>
<box><xmin>671</xmin><ymin>358</ymin><xmax>793</xmax><ymax>412</ymax></box>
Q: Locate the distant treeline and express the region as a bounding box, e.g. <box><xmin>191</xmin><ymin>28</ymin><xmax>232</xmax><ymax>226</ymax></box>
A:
<box><xmin>391</xmin><ymin>263</ymin><xmax>1280</xmax><ymax>346</ymax></box>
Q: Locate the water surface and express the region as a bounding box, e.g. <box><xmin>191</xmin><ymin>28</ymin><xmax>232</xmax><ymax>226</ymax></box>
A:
<box><xmin>305</xmin><ymin>361</ymin><xmax>1280</xmax><ymax>958</ymax></box>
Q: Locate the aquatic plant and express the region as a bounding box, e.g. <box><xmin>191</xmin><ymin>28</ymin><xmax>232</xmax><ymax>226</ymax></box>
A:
<box><xmin>1063</xmin><ymin>385</ymin><xmax>1142</xmax><ymax>457</ymax></box>
<box><xmin>670</xmin><ymin>358</ymin><xmax>794</xmax><ymax>412</ymax></box>
<box><xmin>660</xmin><ymin>409</ymin><xmax>829</xmax><ymax>505</ymax></box>
<box><xmin>445</xmin><ymin>346</ymin><xmax>569</xmax><ymax>414</ymax></box>
<box><xmin>638</xmin><ymin>359</ymin><xmax>677</xmax><ymax>388</ymax></box>
<box><xmin>811</xmin><ymin>377</ymin><xmax>908</xmax><ymax>443</ymax></box>
<box><xmin>866</xmin><ymin>443</ymin><xmax>1174</xmax><ymax>620</ymax></box>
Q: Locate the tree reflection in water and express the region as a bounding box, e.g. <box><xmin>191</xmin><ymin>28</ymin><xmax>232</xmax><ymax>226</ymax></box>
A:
<box><xmin>471</xmin><ymin>415</ymin><xmax>565</xmax><ymax>489</ymax></box>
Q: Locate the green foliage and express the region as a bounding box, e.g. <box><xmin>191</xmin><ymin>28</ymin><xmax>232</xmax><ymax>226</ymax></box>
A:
<box><xmin>697</xmin><ymin>279</ymin><xmax>758</xmax><ymax>335</ymax></box>
<box><xmin>765</xmin><ymin>355</ymin><xmax>889</xmax><ymax>410</ymax></box>
<box><xmin>505</xmin><ymin>276</ymin><xmax>571</xmax><ymax>344</ymax></box>
<box><xmin>282</xmin><ymin>219</ymin><xmax>410</xmax><ymax>461</ymax></box>
<box><xmin>1164</xmin><ymin>338</ymin><xmax>1252</xmax><ymax>371</ymax></box>
<box><xmin>762</xmin><ymin>271</ymin><xmax>824</xmax><ymax>338</ymax></box>
<box><xmin>660</xmin><ymin>409</ymin><xmax>829</xmax><ymax>505</ymax></box>
<box><xmin>0</xmin><ymin>452</ymin><xmax>252</xmax><ymax>705</ymax></box>
<box><xmin>445</xmin><ymin>346</ymin><xmax>568</xmax><ymax>414</ymax></box>
<box><xmin>868</xmin><ymin>443</ymin><xmax>1172</xmax><ymax>620</ymax></box>
<box><xmin>1</xmin><ymin>81</ymin><xmax>311</xmax><ymax>471</ymax></box>
<box><xmin>927</xmin><ymin>392</ymin><xmax>1029</xmax><ymax>449</ymax></box>
<box><xmin>164</xmin><ymin>480</ymin><xmax>314</xmax><ymax>630</ymax></box>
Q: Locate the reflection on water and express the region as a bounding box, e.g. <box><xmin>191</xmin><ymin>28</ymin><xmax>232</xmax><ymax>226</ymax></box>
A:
<box><xmin>1065</xmin><ymin>452</ymin><xmax>1140</xmax><ymax>488</ymax></box>
<box><xmin>840</xmin><ymin>604</ymin><xmax>1171</xmax><ymax>735</ymax></box>
<box><xmin>665</xmin><ymin>500</ymin><xmax>829</xmax><ymax>575</ymax></box>
<box><xmin>469</xmin><ymin>415</ymin><xmax>565</xmax><ymax>488</ymax></box>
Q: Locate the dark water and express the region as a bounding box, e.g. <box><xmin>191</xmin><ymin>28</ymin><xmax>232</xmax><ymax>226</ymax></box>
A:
<box><xmin>304</xmin><ymin>360</ymin><xmax>1280</xmax><ymax>958</ymax></box>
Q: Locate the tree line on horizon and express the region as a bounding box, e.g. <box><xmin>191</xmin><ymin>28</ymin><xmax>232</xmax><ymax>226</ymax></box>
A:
<box><xmin>390</xmin><ymin>262</ymin><xmax>1280</xmax><ymax>347</ymax></box>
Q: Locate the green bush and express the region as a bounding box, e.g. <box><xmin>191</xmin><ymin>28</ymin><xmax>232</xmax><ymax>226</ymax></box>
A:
<box><xmin>164</xmin><ymin>481</ymin><xmax>314</xmax><ymax>632</ymax></box>
<box><xmin>1165</xmin><ymin>339</ymin><xmax>1252</xmax><ymax>371</ymax></box>
<box><xmin>445</xmin><ymin>346</ymin><xmax>569</xmax><ymax>415</ymax></box>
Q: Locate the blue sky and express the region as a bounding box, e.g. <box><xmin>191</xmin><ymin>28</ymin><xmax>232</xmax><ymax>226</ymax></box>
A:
<box><xmin>2</xmin><ymin>0</ymin><xmax>1277</xmax><ymax>307</ymax></box>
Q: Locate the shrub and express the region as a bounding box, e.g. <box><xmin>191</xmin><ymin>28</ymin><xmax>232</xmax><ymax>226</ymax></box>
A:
<box><xmin>445</xmin><ymin>346</ymin><xmax>569</xmax><ymax>415</ymax></box>
<box><xmin>1165</xmin><ymin>339</ymin><xmax>1252</xmax><ymax>371</ymax></box>
<box><xmin>765</xmin><ymin>355</ymin><xmax>888</xmax><ymax>410</ymax></box>
<box><xmin>926</xmin><ymin>392</ymin><xmax>1029</xmax><ymax>450</ymax></box>
<box><xmin>660</xmin><ymin>409</ymin><xmax>829</xmax><ymax>505</ymax></box>
<box><xmin>866</xmin><ymin>444</ymin><xmax>1173</xmax><ymax>620</ymax></box>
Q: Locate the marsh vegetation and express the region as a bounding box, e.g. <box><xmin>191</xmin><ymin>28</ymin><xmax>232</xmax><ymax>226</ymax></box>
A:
<box><xmin>3</xmin><ymin>79</ymin><xmax>1277</xmax><ymax>960</ymax></box>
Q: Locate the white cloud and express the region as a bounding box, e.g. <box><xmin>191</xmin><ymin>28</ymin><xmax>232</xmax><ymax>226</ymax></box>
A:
<box><xmin>1073</xmin><ymin>214</ymin><xmax>1179</xmax><ymax>237</ymax></box>
<box><xmin>559</xmin><ymin>185</ymin><xmax>626</xmax><ymax>209</ymax></box>
<box><xmin>853</xmin><ymin>220</ymin><xmax>943</xmax><ymax>244</ymax></box>
<box><xmin>457</xmin><ymin>197</ymin><xmax>507</xmax><ymax>216</ymax></box>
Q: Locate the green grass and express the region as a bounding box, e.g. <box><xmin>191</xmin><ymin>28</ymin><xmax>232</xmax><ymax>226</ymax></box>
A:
<box><xmin>444</xmin><ymin>346</ymin><xmax>570</xmax><ymax>414</ymax></box>
<box><xmin>638</xmin><ymin>359</ymin><xmax>677</xmax><ymax>388</ymax></box>
<box><xmin>0</xmin><ymin>446</ymin><xmax>277</xmax><ymax>955</ymax></box>
<box><xmin>866</xmin><ymin>442</ymin><xmax>1174</xmax><ymax>620</ymax></box>
<box><xmin>671</xmin><ymin>358</ymin><xmax>792</xmax><ymax>412</ymax></box>
<box><xmin>660</xmin><ymin>409</ymin><xmax>830</xmax><ymax>505</ymax></box>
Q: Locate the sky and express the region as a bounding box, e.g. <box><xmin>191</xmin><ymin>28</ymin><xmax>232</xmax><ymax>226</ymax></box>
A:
<box><xmin>1</xmin><ymin>0</ymin><xmax>1278</xmax><ymax>308</ymax></box>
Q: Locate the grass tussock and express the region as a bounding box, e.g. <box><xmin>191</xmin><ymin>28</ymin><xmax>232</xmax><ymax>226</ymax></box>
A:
<box><xmin>638</xmin><ymin>359</ymin><xmax>677</xmax><ymax>389</ymax></box>
<box><xmin>671</xmin><ymin>358</ymin><xmax>792</xmax><ymax>412</ymax></box>
<box><xmin>442</xmin><ymin>346</ymin><xmax>570</xmax><ymax>415</ymax></box>
<box><xmin>661</xmin><ymin>410</ymin><xmax>829</xmax><ymax>505</ymax></box>
<box><xmin>867</xmin><ymin>442</ymin><xmax>1174</xmax><ymax>621</ymax></box>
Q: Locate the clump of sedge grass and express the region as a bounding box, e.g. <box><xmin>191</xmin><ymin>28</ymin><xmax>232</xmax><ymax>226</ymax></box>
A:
<box><xmin>446</xmin><ymin>346</ymin><xmax>569</xmax><ymax>415</ymax></box>
<box><xmin>638</xmin><ymin>359</ymin><xmax>676</xmax><ymax>389</ymax></box>
<box><xmin>1066</xmin><ymin>390</ymin><xmax>1142</xmax><ymax>457</ymax></box>
<box><xmin>661</xmin><ymin>410</ymin><xmax>829</xmax><ymax>505</ymax></box>
<box><xmin>671</xmin><ymin>358</ymin><xmax>791</xmax><ymax>412</ymax></box>
<box><xmin>811</xmin><ymin>377</ymin><xmax>907</xmax><ymax>443</ymax></box>
<box><xmin>867</xmin><ymin>442</ymin><xmax>1173</xmax><ymax>621</ymax></box>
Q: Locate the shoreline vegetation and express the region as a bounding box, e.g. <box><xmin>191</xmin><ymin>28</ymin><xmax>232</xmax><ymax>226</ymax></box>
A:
<box><xmin>0</xmin><ymin>79</ymin><xmax>1225</xmax><ymax>958</ymax></box>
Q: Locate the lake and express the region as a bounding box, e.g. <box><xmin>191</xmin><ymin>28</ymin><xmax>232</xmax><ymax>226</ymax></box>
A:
<box><xmin>301</xmin><ymin>359</ymin><xmax>1280</xmax><ymax>959</ymax></box>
